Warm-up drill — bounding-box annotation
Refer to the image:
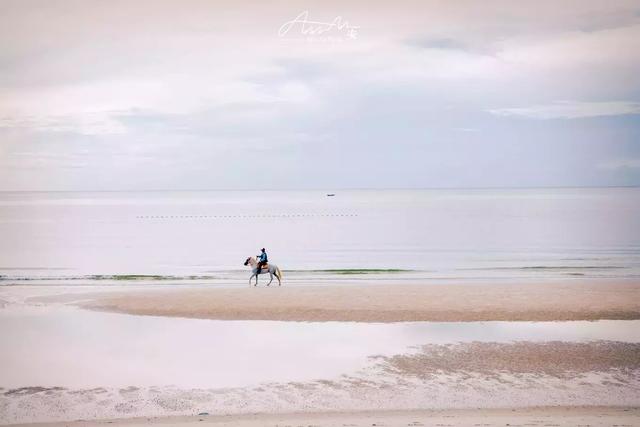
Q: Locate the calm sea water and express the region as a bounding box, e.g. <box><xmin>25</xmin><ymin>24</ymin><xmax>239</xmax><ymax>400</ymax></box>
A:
<box><xmin>1</xmin><ymin>188</ymin><xmax>639</xmax><ymax>283</ymax></box>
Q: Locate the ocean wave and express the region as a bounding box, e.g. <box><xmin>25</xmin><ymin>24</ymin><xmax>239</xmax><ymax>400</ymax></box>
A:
<box><xmin>0</xmin><ymin>274</ymin><xmax>221</xmax><ymax>282</ymax></box>
<box><xmin>461</xmin><ymin>265</ymin><xmax>627</xmax><ymax>271</ymax></box>
<box><xmin>288</xmin><ymin>269</ymin><xmax>411</xmax><ymax>274</ymax></box>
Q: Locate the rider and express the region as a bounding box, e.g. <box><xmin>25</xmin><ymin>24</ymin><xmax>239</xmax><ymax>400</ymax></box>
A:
<box><xmin>256</xmin><ymin>248</ymin><xmax>268</xmax><ymax>273</ymax></box>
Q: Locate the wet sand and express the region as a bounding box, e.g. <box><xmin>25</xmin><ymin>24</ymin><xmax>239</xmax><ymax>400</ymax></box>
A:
<box><xmin>4</xmin><ymin>281</ymin><xmax>640</xmax><ymax>426</ymax></box>
<box><xmin>8</xmin><ymin>407</ymin><xmax>640</xmax><ymax>427</ymax></box>
<box><xmin>375</xmin><ymin>340</ymin><xmax>640</xmax><ymax>377</ymax></box>
<box><xmin>3</xmin><ymin>340</ymin><xmax>638</xmax><ymax>422</ymax></box>
<box><xmin>62</xmin><ymin>280</ymin><xmax>640</xmax><ymax>322</ymax></box>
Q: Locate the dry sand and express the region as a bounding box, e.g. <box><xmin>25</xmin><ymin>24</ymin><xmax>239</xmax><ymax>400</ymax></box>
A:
<box><xmin>8</xmin><ymin>407</ymin><xmax>640</xmax><ymax>427</ymax></box>
<box><xmin>58</xmin><ymin>280</ymin><xmax>640</xmax><ymax>322</ymax></box>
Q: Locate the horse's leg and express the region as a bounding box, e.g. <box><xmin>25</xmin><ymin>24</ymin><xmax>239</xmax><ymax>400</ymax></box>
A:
<box><xmin>249</xmin><ymin>273</ymin><xmax>256</xmax><ymax>286</ymax></box>
<box><xmin>255</xmin><ymin>272</ymin><xmax>260</xmax><ymax>286</ymax></box>
<box><xmin>276</xmin><ymin>271</ymin><xmax>281</xmax><ymax>286</ymax></box>
<box><xmin>267</xmin><ymin>273</ymin><xmax>273</xmax><ymax>286</ymax></box>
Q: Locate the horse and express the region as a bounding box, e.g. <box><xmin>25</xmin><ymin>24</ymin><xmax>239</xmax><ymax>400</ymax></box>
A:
<box><xmin>244</xmin><ymin>256</ymin><xmax>282</xmax><ymax>286</ymax></box>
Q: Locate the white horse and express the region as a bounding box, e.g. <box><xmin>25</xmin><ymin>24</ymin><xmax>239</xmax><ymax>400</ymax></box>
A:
<box><xmin>244</xmin><ymin>256</ymin><xmax>282</xmax><ymax>286</ymax></box>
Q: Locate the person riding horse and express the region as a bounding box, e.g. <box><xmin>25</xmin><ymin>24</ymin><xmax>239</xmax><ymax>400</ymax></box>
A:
<box><xmin>256</xmin><ymin>248</ymin><xmax>268</xmax><ymax>272</ymax></box>
<box><xmin>244</xmin><ymin>250</ymin><xmax>281</xmax><ymax>286</ymax></box>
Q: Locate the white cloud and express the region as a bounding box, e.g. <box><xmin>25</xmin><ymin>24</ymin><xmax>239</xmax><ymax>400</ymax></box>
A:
<box><xmin>1</xmin><ymin>1</ymin><xmax>640</xmax><ymax>190</ymax></box>
<box><xmin>0</xmin><ymin>112</ymin><xmax>127</xmax><ymax>135</ymax></box>
<box><xmin>488</xmin><ymin>101</ymin><xmax>640</xmax><ymax>119</ymax></box>
<box><xmin>598</xmin><ymin>158</ymin><xmax>640</xmax><ymax>171</ymax></box>
<box><xmin>452</xmin><ymin>127</ymin><xmax>480</xmax><ymax>132</ymax></box>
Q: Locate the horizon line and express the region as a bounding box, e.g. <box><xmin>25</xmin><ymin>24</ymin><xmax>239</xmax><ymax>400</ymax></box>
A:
<box><xmin>0</xmin><ymin>185</ymin><xmax>639</xmax><ymax>193</ymax></box>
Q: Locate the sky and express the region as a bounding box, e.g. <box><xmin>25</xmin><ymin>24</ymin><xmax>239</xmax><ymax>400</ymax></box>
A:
<box><xmin>0</xmin><ymin>0</ymin><xmax>639</xmax><ymax>191</ymax></box>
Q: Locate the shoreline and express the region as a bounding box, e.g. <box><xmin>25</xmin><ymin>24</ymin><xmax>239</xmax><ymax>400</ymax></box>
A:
<box><xmin>3</xmin><ymin>282</ymin><xmax>640</xmax><ymax>425</ymax></box>
<box><xmin>7</xmin><ymin>406</ymin><xmax>640</xmax><ymax>427</ymax></box>
<box><xmin>43</xmin><ymin>279</ymin><xmax>640</xmax><ymax>322</ymax></box>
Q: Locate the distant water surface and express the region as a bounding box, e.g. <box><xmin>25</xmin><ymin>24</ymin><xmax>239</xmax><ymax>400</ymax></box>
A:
<box><xmin>0</xmin><ymin>188</ymin><xmax>639</xmax><ymax>283</ymax></box>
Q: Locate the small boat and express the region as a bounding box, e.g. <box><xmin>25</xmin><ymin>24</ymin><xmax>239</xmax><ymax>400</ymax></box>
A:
<box><xmin>326</xmin><ymin>193</ymin><xmax>335</xmax><ymax>197</ymax></box>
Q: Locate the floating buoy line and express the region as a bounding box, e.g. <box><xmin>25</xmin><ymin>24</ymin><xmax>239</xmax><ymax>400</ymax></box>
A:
<box><xmin>135</xmin><ymin>213</ymin><xmax>359</xmax><ymax>219</ymax></box>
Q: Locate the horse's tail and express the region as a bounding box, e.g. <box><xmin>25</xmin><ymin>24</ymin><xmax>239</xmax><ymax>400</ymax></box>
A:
<box><xmin>276</xmin><ymin>266</ymin><xmax>283</xmax><ymax>281</ymax></box>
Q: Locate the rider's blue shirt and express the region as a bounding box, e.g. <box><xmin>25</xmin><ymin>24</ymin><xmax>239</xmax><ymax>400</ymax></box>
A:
<box><xmin>258</xmin><ymin>252</ymin><xmax>268</xmax><ymax>263</ymax></box>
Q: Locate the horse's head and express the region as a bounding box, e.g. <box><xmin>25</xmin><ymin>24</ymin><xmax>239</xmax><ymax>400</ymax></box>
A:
<box><xmin>244</xmin><ymin>257</ymin><xmax>251</xmax><ymax>266</ymax></box>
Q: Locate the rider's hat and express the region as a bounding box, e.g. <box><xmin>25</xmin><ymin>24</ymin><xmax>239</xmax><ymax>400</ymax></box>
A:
<box><xmin>261</xmin><ymin>248</ymin><xmax>265</xmax><ymax>251</ymax></box>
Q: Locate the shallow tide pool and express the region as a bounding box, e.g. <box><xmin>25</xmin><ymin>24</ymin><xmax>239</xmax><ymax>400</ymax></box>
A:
<box><xmin>1</xmin><ymin>302</ymin><xmax>639</xmax><ymax>390</ymax></box>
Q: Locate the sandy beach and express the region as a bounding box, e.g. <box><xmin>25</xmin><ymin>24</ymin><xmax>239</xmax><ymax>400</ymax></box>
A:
<box><xmin>0</xmin><ymin>280</ymin><xmax>638</xmax><ymax>426</ymax></box>
<box><xmin>9</xmin><ymin>407</ymin><xmax>640</xmax><ymax>427</ymax></box>
<box><xmin>47</xmin><ymin>279</ymin><xmax>640</xmax><ymax>322</ymax></box>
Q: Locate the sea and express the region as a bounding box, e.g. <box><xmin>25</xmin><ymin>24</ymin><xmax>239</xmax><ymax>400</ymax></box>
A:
<box><xmin>1</xmin><ymin>187</ymin><xmax>639</xmax><ymax>284</ymax></box>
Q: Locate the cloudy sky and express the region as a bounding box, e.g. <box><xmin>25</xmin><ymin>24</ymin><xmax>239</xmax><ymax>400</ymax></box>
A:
<box><xmin>1</xmin><ymin>0</ymin><xmax>639</xmax><ymax>190</ymax></box>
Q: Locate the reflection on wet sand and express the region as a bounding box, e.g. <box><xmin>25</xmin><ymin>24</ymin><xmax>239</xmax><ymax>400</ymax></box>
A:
<box><xmin>1</xmin><ymin>293</ymin><xmax>640</xmax><ymax>424</ymax></box>
<box><xmin>2</xmin><ymin>340</ymin><xmax>639</xmax><ymax>425</ymax></box>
